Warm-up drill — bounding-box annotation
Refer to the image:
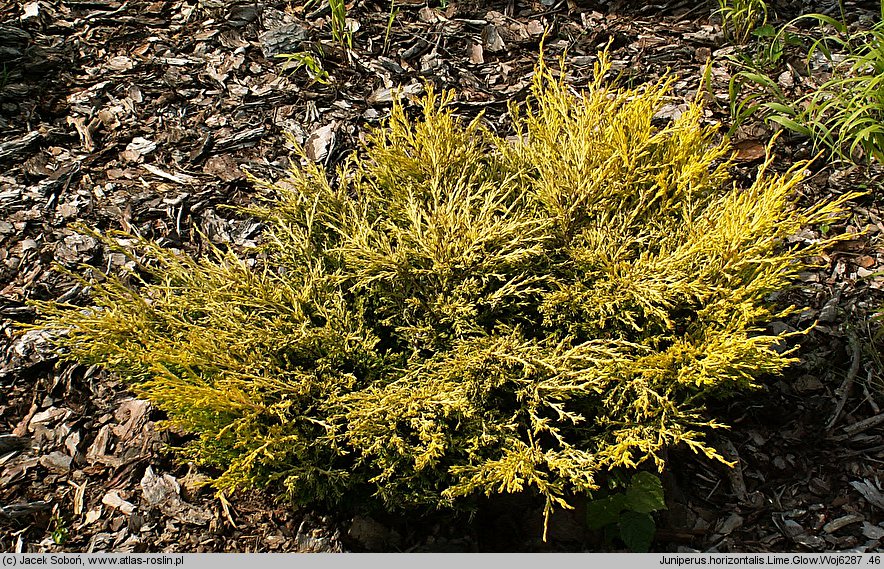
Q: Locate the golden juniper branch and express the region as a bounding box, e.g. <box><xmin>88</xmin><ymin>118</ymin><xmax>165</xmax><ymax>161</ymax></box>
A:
<box><xmin>29</xmin><ymin>50</ymin><xmax>858</xmax><ymax>532</ymax></box>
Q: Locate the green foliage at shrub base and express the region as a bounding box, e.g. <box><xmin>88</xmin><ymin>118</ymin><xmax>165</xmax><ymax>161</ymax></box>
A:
<box><xmin>32</xmin><ymin>53</ymin><xmax>855</xmax><ymax>534</ymax></box>
<box><xmin>586</xmin><ymin>471</ymin><xmax>666</xmax><ymax>552</ymax></box>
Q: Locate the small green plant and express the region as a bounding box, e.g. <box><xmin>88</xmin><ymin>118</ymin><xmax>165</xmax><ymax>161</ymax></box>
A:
<box><xmin>719</xmin><ymin>23</ymin><xmax>807</xmax><ymax>135</ymax></box>
<box><xmin>276</xmin><ymin>51</ymin><xmax>331</xmax><ymax>85</ymax></box>
<box><xmin>383</xmin><ymin>0</ymin><xmax>398</xmax><ymax>55</ymax></box>
<box><xmin>718</xmin><ymin>0</ymin><xmax>769</xmax><ymax>45</ymax></box>
<box><xmin>329</xmin><ymin>0</ymin><xmax>352</xmax><ymax>49</ymax></box>
<box><xmin>726</xmin><ymin>69</ymin><xmax>785</xmax><ymax>136</ymax></box>
<box><xmin>749</xmin><ymin>24</ymin><xmax>787</xmax><ymax>68</ymax></box>
<box><xmin>790</xmin><ymin>15</ymin><xmax>884</xmax><ymax>162</ymax></box>
<box><xmin>740</xmin><ymin>24</ymin><xmax>806</xmax><ymax>70</ymax></box>
<box><xmin>586</xmin><ymin>471</ymin><xmax>666</xmax><ymax>552</ymax></box>
<box><xmin>717</xmin><ymin>20</ymin><xmax>803</xmax><ymax>135</ymax></box>
<box><xmin>49</xmin><ymin>514</ymin><xmax>68</xmax><ymax>545</ymax></box>
<box><xmin>32</xmin><ymin>51</ymin><xmax>856</xmax><ymax>539</ymax></box>
<box><xmin>726</xmin><ymin>7</ymin><xmax>884</xmax><ymax>162</ymax></box>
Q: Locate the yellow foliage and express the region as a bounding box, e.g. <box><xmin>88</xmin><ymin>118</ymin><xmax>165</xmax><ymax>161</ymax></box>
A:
<box><xmin>32</xmin><ymin>51</ymin><xmax>855</xmax><ymax>531</ymax></box>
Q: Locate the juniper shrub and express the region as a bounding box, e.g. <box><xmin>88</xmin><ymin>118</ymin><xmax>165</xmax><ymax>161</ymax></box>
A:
<box><xmin>33</xmin><ymin>53</ymin><xmax>854</xmax><ymax>532</ymax></box>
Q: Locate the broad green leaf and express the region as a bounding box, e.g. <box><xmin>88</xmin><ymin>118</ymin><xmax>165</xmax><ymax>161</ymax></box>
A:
<box><xmin>752</xmin><ymin>24</ymin><xmax>777</xmax><ymax>38</ymax></box>
<box><xmin>625</xmin><ymin>471</ymin><xmax>666</xmax><ymax>513</ymax></box>
<box><xmin>586</xmin><ymin>493</ymin><xmax>627</xmax><ymax>530</ymax></box>
<box><xmin>619</xmin><ymin>510</ymin><xmax>656</xmax><ymax>553</ymax></box>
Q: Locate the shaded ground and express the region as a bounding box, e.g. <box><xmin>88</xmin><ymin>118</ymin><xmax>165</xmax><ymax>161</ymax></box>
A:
<box><xmin>2</xmin><ymin>0</ymin><xmax>884</xmax><ymax>553</ymax></box>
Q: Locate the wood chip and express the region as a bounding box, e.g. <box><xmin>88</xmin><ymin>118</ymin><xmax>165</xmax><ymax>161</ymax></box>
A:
<box><xmin>0</xmin><ymin>434</ymin><xmax>30</xmax><ymax>454</ymax></box>
<box><xmin>101</xmin><ymin>490</ymin><xmax>136</xmax><ymax>515</ymax></box>
<box><xmin>851</xmin><ymin>479</ymin><xmax>884</xmax><ymax>511</ymax></box>
<box><xmin>142</xmin><ymin>163</ymin><xmax>196</xmax><ymax>185</ymax></box>
<box><xmin>0</xmin><ymin>132</ymin><xmax>41</xmax><ymax>160</ymax></box>
<box><xmin>824</xmin><ymin>514</ymin><xmax>864</xmax><ymax>534</ymax></box>
<box><xmin>482</xmin><ymin>24</ymin><xmax>506</xmax><ymax>53</ymax></box>
<box><xmin>140</xmin><ymin>466</ymin><xmax>181</xmax><ymax>507</ymax></box>
<box><xmin>863</xmin><ymin>522</ymin><xmax>884</xmax><ymax>541</ymax></box>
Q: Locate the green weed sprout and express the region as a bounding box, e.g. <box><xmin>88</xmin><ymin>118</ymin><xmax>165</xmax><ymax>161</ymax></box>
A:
<box><xmin>329</xmin><ymin>0</ymin><xmax>352</xmax><ymax>50</ymax></box>
<box><xmin>276</xmin><ymin>51</ymin><xmax>331</xmax><ymax>85</ymax></box>
<box><xmin>718</xmin><ymin>0</ymin><xmax>769</xmax><ymax>45</ymax></box>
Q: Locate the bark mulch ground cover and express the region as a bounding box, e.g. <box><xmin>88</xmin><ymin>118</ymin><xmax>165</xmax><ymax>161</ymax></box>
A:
<box><xmin>3</xmin><ymin>0</ymin><xmax>884</xmax><ymax>553</ymax></box>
